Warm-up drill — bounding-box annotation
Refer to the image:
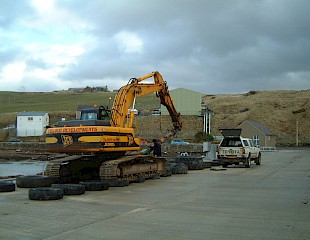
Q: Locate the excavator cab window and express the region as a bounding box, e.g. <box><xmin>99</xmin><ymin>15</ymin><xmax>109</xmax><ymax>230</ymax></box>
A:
<box><xmin>81</xmin><ymin>112</ymin><xmax>98</xmax><ymax>120</ymax></box>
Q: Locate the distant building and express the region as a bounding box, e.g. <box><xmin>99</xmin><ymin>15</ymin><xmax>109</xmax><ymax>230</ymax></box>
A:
<box><xmin>84</xmin><ymin>86</ymin><xmax>93</xmax><ymax>92</ymax></box>
<box><xmin>17</xmin><ymin>112</ymin><xmax>49</xmax><ymax>136</ymax></box>
<box><xmin>160</xmin><ymin>88</ymin><xmax>202</xmax><ymax>116</ymax></box>
<box><xmin>68</xmin><ymin>86</ymin><xmax>109</xmax><ymax>93</ymax></box>
<box><xmin>93</xmin><ymin>86</ymin><xmax>109</xmax><ymax>92</ymax></box>
<box><xmin>68</xmin><ymin>87</ymin><xmax>85</xmax><ymax>93</ymax></box>
<box><xmin>238</xmin><ymin>120</ymin><xmax>276</xmax><ymax>148</ymax></box>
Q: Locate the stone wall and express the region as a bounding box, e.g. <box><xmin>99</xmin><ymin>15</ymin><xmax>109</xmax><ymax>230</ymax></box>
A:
<box><xmin>161</xmin><ymin>143</ymin><xmax>203</xmax><ymax>159</ymax></box>
<box><xmin>0</xmin><ymin>142</ymin><xmax>46</xmax><ymax>151</ymax></box>
<box><xmin>135</xmin><ymin>115</ymin><xmax>204</xmax><ymax>142</ymax></box>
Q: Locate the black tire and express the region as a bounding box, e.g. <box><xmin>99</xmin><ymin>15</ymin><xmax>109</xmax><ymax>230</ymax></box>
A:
<box><xmin>197</xmin><ymin>163</ymin><xmax>204</xmax><ymax>170</ymax></box>
<box><xmin>79</xmin><ymin>181</ymin><xmax>109</xmax><ymax>191</ymax></box>
<box><xmin>255</xmin><ymin>153</ymin><xmax>261</xmax><ymax>165</ymax></box>
<box><xmin>171</xmin><ymin>163</ymin><xmax>188</xmax><ymax>174</ymax></box>
<box><xmin>161</xmin><ymin>171</ymin><xmax>172</xmax><ymax>177</ymax></box>
<box><xmin>245</xmin><ymin>155</ymin><xmax>251</xmax><ymax>168</ymax></box>
<box><xmin>0</xmin><ymin>181</ymin><xmax>16</xmax><ymax>192</ymax></box>
<box><xmin>101</xmin><ymin>179</ymin><xmax>130</xmax><ymax>187</ymax></box>
<box><xmin>16</xmin><ymin>175</ymin><xmax>58</xmax><ymax>188</ymax></box>
<box><xmin>135</xmin><ymin>177</ymin><xmax>145</xmax><ymax>183</ymax></box>
<box><xmin>222</xmin><ymin>163</ymin><xmax>228</xmax><ymax>168</ymax></box>
<box><xmin>51</xmin><ymin>184</ymin><xmax>85</xmax><ymax>195</ymax></box>
<box><xmin>29</xmin><ymin>187</ymin><xmax>64</xmax><ymax>200</ymax></box>
<box><xmin>149</xmin><ymin>174</ymin><xmax>160</xmax><ymax>180</ymax></box>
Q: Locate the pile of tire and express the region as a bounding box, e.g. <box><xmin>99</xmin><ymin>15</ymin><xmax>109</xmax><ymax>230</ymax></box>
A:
<box><xmin>15</xmin><ymin>175</ymin><xmax>109</xmax><ymax>201</ymax></box>
<box><xmin>168</xmin><ymin>163</ymin><xmax>188</xmax><ymax>174</ymax></box>
<box><xmin>175</xmin><ymin>156</ymin><xmax>204</xmax><ymax>170</ymax></box>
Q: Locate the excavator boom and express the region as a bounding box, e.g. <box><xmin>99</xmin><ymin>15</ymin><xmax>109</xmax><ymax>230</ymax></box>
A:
<box><xmin>110</xmin><ymin>71</ymin><xmax>182</xmax><ymax>132</ymax></box>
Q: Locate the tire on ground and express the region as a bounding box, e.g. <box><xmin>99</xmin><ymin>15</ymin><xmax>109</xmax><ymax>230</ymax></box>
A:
<box><xmin>0</xmin><ymin>181</ymin><xmax>16</xmax><ymax>192</ymax></box>
<box><xmin>79</xmin><ymin>181</ymin><xmax>109</xmax><ymax>191</ymax></box>
<box><xmin>28</xmin><ymin>187</ymin><xmax>64</xmax><ymax>200</ymax></box>
<box><xmin>51</xmin><ymin>184</ymin><xmax>85</xmax><ymax>195</ymax></box>
<box><xmin>135</xmin><ymin>177</ymin><xmax>145</xmax><ymax>183</ymax></box>
<box><xmin>17</xmin><ymin>175</ymin><xmax>59</xmax><ymax>188</ymax></box>
<box><xmin>103</xmin><ymin>179</ymin><xmax>130</xmax><ymax>187</ymax></box>
<box><xmin>171</xmin><ymin>163</ymin><xmax>188</xmax><ymax>174</ymax></box>
<box><xmin>149</xmin><ymin>174</ymin><xmax>160</xmax><ymax>180</ymax></box>
<box><xmin>161</xmin><ymin>171</ymin><xmax>172</xmax><ymax>177</ymax></box>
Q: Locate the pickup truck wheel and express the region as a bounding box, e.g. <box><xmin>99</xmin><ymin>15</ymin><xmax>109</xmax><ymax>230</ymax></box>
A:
<box><xmin>245</xmin><ymin>155</ymin><xmax>251</xmax><ymax>168</ymax></box>
<box><xmin>222</xmin><ymin>164</ymin><xmax>228</xmax><ymax>168</ymax></box>
<box><xmin>255</xmin><ymin>153</ymin><xmax>261</xmax><ymax>165</ymax></box>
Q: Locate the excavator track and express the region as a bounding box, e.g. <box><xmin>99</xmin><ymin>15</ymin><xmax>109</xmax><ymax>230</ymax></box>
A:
<box><xmin>44</xmin><ymin>154</ymin><xmax>167</xmax><ymax>184</ymax></box>
<box><xmin>99</xmin><ymin>155</ymin><xmax>167</xmax><ymax>182</ymax></box>
<box><xmin>44</xmin><ymin>155</ymin><xmax>83</xmax><ymax>177</ymax></box>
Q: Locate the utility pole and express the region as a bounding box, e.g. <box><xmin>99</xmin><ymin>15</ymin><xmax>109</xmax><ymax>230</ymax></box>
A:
<box><xmin>292</xmin><ymin>109</ymin><xmax>305</xmax><ymax>147</ymax></box>
<box><xmin>296</xmin><ymin>117</ymin><xmax>299</xmax><ymax>147</ymax></box>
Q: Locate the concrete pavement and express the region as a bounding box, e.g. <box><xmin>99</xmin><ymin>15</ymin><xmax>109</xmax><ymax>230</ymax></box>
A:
<box><xmin>0</xmin><ymin>149</ymin><xmax>309</xmax><ymax>240</ymax></box>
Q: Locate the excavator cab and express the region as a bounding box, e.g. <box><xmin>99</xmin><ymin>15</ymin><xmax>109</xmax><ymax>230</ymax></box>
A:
<box><xmin>80</xmin><ymin>106</ymin><xmax>111</xmax><ymax>121</ymax></box>
<box><xmin>57</xmin><ymin>105</ymin><xmax>111</xmax><ymax>127</ymax></box>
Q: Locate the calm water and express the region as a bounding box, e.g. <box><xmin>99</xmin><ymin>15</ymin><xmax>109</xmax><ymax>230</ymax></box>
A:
<box><xmin>0</xmin><ymin>160</ymin><xmax>47</xmax><ymax>177</ymax></box>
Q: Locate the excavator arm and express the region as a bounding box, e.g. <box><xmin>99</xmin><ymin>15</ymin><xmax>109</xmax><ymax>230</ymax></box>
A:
<box><xmin>110</xmin><ymin>71</ymin><xmax>182</xmax><ymax>133</ymax></box>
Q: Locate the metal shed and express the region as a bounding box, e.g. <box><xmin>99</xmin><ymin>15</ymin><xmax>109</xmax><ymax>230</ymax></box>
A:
<box><xmin>17</xmin><ymin>112</ymin><xmax>49</xmax><ymax>137</ymax></box>
<box><xmin>161</xmin><ymin>88</ymin><xmax>202</xmax><ymax>116</ymax></box>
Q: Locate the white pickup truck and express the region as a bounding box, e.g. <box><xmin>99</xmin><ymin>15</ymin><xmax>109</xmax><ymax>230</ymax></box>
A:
<box><xmin>217</xmin><ymin>129</ymin><xmax>261</xmax><ymax>168</ymax></box>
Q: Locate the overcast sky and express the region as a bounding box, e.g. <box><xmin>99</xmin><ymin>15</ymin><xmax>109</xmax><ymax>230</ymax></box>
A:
<box><xmin>1</xmin><ymin>0</ymin><xmax>310</xmax><ymax>94</ymax></box>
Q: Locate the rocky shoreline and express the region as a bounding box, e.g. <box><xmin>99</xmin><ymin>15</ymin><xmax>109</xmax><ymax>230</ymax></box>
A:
<box><xmin>0</xmin><ymin>149</ymin><xmax>50</xmax><ymax>161</ymax></box>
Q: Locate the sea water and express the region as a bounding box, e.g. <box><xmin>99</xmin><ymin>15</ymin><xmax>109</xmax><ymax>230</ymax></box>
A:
<box><xmin>0</xmin><ymin>160</ymin><xmax>47</xmax><ymax>177</ymax></box>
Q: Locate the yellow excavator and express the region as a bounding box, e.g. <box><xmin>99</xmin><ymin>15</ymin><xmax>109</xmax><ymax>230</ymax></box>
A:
<box><xmin>44</xmin><ymin>71</ymin><xmax>182</xmax><ymax>184</ymax></box>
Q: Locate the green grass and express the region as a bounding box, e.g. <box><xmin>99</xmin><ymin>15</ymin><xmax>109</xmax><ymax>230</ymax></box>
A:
<box><xmin>0</xmin><ymin>91</ymin><xmax>161</xmax><ymax>113</ymax></box>
<box><xmin>0</xmin><ymin>91</ymin><xmax>161</xmax><ymax>128</ymax></box>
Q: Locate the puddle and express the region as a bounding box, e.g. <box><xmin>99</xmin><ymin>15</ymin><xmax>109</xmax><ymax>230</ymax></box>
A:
<box><xmin>0</xmin><ymin>159</ymin><xmax>47</xmax><ymax>177</ymax></box>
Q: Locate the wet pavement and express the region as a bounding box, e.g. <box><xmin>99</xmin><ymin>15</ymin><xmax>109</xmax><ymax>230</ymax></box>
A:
<box><xmin>0</xmin><ymin>149</ymin><xmax>309</xmax><ymax>240</ymax></box>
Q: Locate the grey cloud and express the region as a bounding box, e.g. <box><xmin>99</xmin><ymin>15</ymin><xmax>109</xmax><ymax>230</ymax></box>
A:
<box><xmin>3</xmin><ymin>0</ymin><xmax>310</xmax><ymax>93</ymax></box>
<box><xmin>0</xmin><ymin>1</ymin><xmax>34</xmax><ymax>27</ymax></box>
<box><xmin>0</xmin><ymin>48</ymin><xmax>20</xmax><ymax>65</ymax></box>
<box><xmin>26</xmin><ymin>58</ymin><xmax>51</xmax><ymax>70</ymax></box>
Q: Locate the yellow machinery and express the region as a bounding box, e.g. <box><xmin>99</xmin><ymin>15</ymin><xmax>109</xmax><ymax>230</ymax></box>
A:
<box><xmin>44</xmin><ymin>71</ymin><xmax>182</xmax><ymax>183</ymax></box>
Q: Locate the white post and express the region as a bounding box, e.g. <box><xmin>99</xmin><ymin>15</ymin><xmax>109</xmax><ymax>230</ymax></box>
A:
<box><xmin>208</xmin><ymin>112</ymin><xmax>211</xmax><ymax>134</ymax></box>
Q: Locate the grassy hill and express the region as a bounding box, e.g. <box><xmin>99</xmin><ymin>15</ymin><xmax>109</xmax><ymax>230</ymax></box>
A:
<box><xmin>0</xmin><ymin>91</ymin><xmax>161</xmax><ymax>128</ymax></box>
<box><xmin>203</xmin><ymin>89</ymin><xmax>310</xmax><ymax>145</ymax></box>
<box><xmin>1</xmin><ymin>89</ymin><xmax>309</xmax><ymax>145</ymax></box>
